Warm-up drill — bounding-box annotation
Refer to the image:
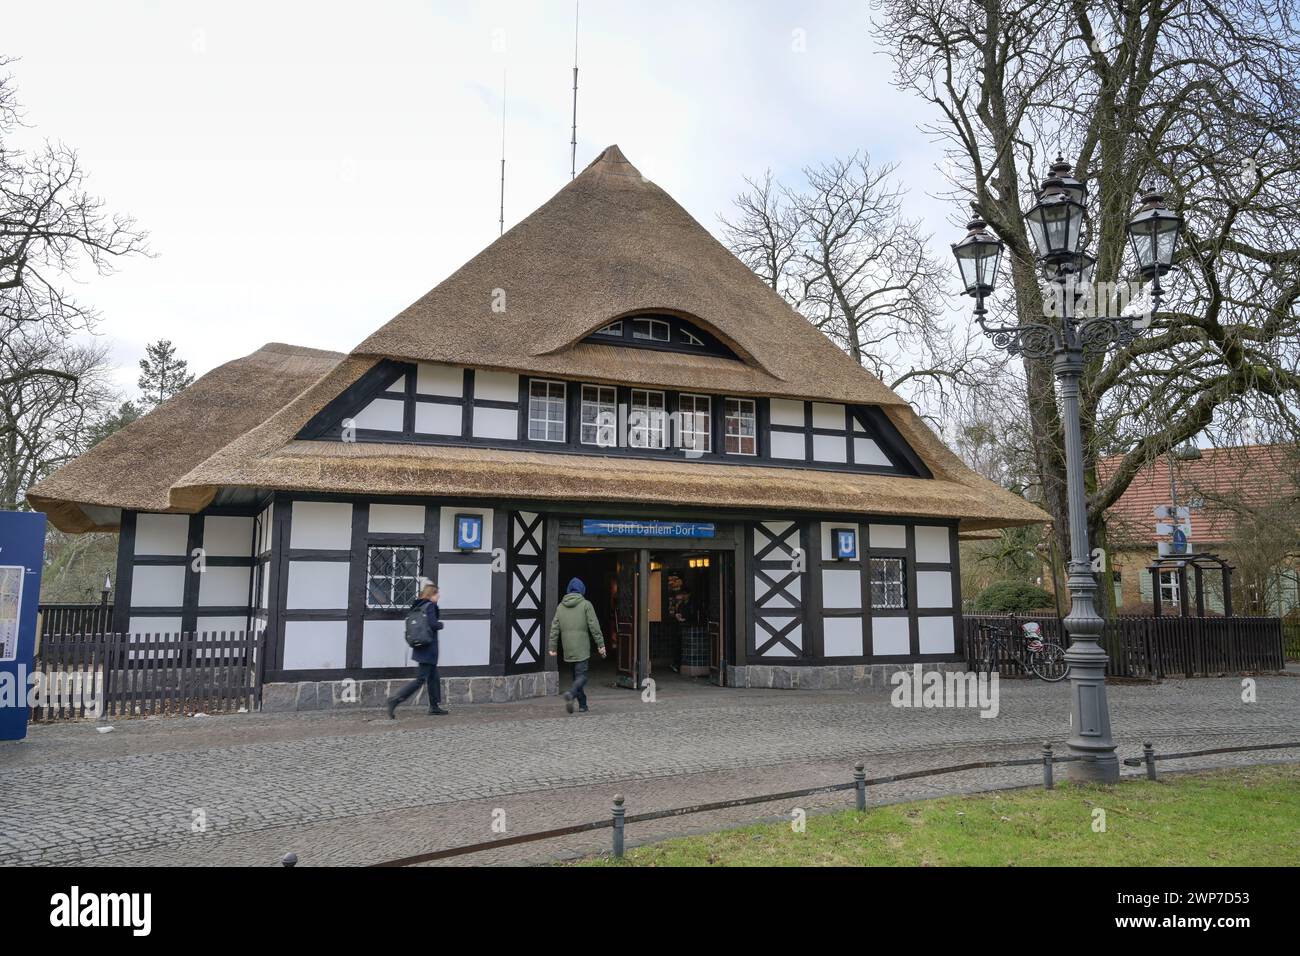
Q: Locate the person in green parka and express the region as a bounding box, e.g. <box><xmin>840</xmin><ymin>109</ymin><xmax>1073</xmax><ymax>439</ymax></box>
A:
<box><xmin>548</xmin><ymin>577</ymin><xmax>606</xmax><ymax>714</ymax></box>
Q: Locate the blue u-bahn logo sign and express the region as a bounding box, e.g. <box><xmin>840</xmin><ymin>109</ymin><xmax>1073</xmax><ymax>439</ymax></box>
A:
<box><xmin>455</xmin><ymin>513</ymin><xmax>484</xmax><ymax>550</ymax></box>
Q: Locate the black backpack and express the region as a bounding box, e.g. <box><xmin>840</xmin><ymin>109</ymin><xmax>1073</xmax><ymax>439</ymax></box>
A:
<box><xmin>404</xmin><ymin>605</ymin><xmax>434</xmax><ymax>648</ymax></box>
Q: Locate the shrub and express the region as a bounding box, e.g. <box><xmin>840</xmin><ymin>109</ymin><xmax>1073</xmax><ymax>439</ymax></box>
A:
<box><xmin>974</xmin><ymin>580</ymin><xmax>1054</xmax><ymax>614</ymax></box>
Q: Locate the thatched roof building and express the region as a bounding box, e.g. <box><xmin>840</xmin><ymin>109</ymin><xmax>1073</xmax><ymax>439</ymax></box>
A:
<box><xmin>29</xmin><ymin>145</ymin><xmax>1045</xmax><ymax>705</ymax></box>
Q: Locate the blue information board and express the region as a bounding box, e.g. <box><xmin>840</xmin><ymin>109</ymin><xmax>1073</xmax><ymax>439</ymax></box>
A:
<box><xmin>582</xmin><ymin>519</ymin><xmax>715</xmax><ymax>539</ymax></box>
<box><xmin>0</xmin><ymin>510</ymin><xmax>47</xmax><ymax>741</ymax></box>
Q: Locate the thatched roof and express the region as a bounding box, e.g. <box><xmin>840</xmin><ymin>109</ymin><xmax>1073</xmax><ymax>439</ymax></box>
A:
<box><xmin>25</xmin><ymin>343</ymin><xmax>344</xmax><ymax>531</ymax></box>
<box><xmin>352</xmin><ymin>145</ymin><xmax>904</xmax><ymax>406</ymax></box>
<box><xmin>29</xmin><ymin>146</ymin><xmax>1048</xmax><ymax>534</ymax></box>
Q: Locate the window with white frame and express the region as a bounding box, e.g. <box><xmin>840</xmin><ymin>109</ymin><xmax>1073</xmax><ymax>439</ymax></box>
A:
<box><xmin>1159</xmin><ymin>570</ymin><xmax>1180</xmax><ymax>607</ymax></box>
<box><xmin>679</xmin><ymin>328</ymin><xmax>705</xmax><ymax>347</ymax></box>
<box><xmin>580</xmin><ymin>384</ymin><xmax>618</xmax><ymax>447</ymax></box>
<box><xmin>367</xmin><ymin>546</ymin><xmax>423</xmax><ymax>609</ymax></box>
<box><xmin>676</xmin><ymin>394</ymin><xmax>711</xmax><ymax>452</ymax></box>
<box><xmin>595</xmin><ymin>321</ymin><xmax>623</xmax><ymax>336</ymax></box>
<box><xmin>528</xmin><ymin>379</ymin><xmax>566</xmax><ymax>442</ymax></box>
<box><xmin>629</xmin><ymin>389</ymin><xmax>666</xmax><ymax>448</ymax></box>
<box><xmin>870</xmin><ymin>558</ymin><xmax>907</xmax><ymax>609</ymax></box>
<box><xmin>724</xmin><ymin>398</ymin><xmax>757</xmax><ymax>455</ymax></box>
<box><xmin>632</xmin><ymin>318</ymin><xmax>670</xmax><ymax>342</ymax></box>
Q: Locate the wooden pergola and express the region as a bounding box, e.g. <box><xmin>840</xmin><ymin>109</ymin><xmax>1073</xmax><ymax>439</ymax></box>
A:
<box><xmin>1147</xmin><ymin>551</ymin><xmax>1235</xmax><ymax>618</ymax></box>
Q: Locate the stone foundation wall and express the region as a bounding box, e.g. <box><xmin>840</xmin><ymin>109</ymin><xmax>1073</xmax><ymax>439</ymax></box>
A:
<box><xmin>261</xmin><ymin>671</ymin><xmax>558</xmax><ymax>713</ymax></box>
<box><xmin>726</xmin><ymin>662</ymin><xmax>964</xmax><ymax>691</ymax></box>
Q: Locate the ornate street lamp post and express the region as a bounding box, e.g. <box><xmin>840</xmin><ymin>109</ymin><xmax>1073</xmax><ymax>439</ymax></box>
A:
<box><xmin>952</xmin><ymin>160</ymin><xmax>1182</xmax><ymax>782</ymax></box>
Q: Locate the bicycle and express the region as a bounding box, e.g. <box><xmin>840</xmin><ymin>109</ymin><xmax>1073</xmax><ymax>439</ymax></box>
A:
<box><xmin>975</xmin><ymin>620</ymin><xmax>1069</xmax><ymax>682</ymax></box>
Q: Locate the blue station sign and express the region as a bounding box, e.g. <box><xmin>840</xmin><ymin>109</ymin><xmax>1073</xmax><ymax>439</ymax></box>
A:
<box><xmin>582</xmin><ymin>519</ymin><xmax>715</xmax><ymax>539</ymax></box>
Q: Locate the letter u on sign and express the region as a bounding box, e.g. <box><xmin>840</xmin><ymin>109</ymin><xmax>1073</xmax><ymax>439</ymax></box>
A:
<box><xmin>455</xmin><ymin>514</ymin><xmax>483</xmax><ymax>550</ymax></box>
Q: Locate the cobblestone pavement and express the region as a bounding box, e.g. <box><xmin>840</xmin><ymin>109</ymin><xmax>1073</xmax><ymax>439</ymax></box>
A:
<box><xmin>1</xmin><ymin>673</ymin><xmax>1296</xmax><ymax>866</ymax></box>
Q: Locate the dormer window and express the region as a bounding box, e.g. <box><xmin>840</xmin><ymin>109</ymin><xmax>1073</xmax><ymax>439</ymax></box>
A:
<box><xmin>632</xmin><ymin>318</ymin><xmax>670</xmax><ymax>342</ymax></box>
<box><xmin>582</xmin><ymin>313</ymin><xmax>740</xmax><ymax>359</ymax></box>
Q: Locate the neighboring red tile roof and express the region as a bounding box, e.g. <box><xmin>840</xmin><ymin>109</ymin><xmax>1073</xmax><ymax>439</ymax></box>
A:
<box><xmin>1100</xmin><ymin>445</ymin><xmax>1297</xmax><ymax>547</ymax></box>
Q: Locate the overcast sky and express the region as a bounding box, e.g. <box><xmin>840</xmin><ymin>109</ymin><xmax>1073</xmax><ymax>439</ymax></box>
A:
<box><xmin>5</xmin><ymin>0</ymin><xmax>953</xmax><ymax>395</ymax></box>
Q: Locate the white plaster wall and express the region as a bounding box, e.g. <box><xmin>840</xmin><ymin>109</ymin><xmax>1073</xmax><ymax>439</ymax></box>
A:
<box><xmin>134</xmin><ymin>513</ymin><xmax>189</xmax><ymax>556</ymax></box>
<box><xmin>415</xmin><ymin>402</ymin><xmax>462</xmax><ymax>435</ymax></box>
<box><xmin>203</xmin><ymin>515</ymin><xmax>254</xmax><ymax>557</ymax></box>
<box><xmin>854</xmin><ymin>437</ymin><xmax>892</xmax><ymax>466</ymax></box>
<box><xmin>915</xmin><ymin>526</ymin><xmax>952</xmax><ymax>563</ymax></box>
<box><xmin>290</xmin><ymin>501</ymin><xmax>353</xmax><ymax>551</ymax></box>
<box><xmin>353</xmin><ymin>397</ymin><xmax>404</xmax><ymax>432</ymax></box>
<box><xmin>368</xmin><ymin>504</ymin><xmax>426</xmax><ymax>535</ymax></box>
<box><xmin>769</xmin><ymin>431</ymin><xmax>806</xmax><ymax>460</ymax></box>
<box><xmin>811</xmin><ymin>402</ymin><xmax>845</xmax><ymax>430</ymax></box>
<box><xmin>916</xmin><ymin>570</ymin><xmax>954</xmax><ymax>608</ymax></box>
<box><xmin>872</xmin><ymin>617</ymin><xmax>911</xmax><ymax>655</ymax></box>
<box><xmin>474</xmin><ymin>370</ymin><xmax>519</xmax><ymax>402</ymax></box>
<box><xmin>439</xmin><ymin>619</ymin><xmax>491</xmax><ymax>666</ymax></box>
<box><xmin>823</xmin><ymin>616</ymin><xmax>864</xmax><ymax>656</ymax></box>
<box><xmin>131</xmin><ymin>565</ymin><xmax>186</xmax><ymax>607</ymax></box>
<box><xmin>438</xmin><ymin>563</ymin><xmax>493</xmax><ymax>609</ymax></box>
<box><xmin>285</xmin><ymin>561</ymin><xmax>350</xmax><ymax>610</ymax></box>
<box><xmin>283</xmin><ymin>621</ymin><xmax>348</xmax><ymax>670</ymax></box>
<box><xmin>128</xmin><ymin>616</ymin><xmax>183</xmax><ymax>636</ymax></box>
<box><xmin>198</xmin><ymin>566</ymin><xmax>252</xmax><ymax>607</ymax></box>
<box><xmin>361</xmin><ymin>619</ymin><xmax>410</xmax><ymax>668</ymax></box>
<box><xmin>812</xmin><ymin>433</ymin><xmax>847</xmax><ymax>463</ymax></box>
<box><xmin>918</xmin><ymin>616</ymin><xmax>956</xmax><ymax>654</ymax></box>
<box><xmin>416</xmin><ymin>362</ymin><xmax>464</xmax><ymax>397</ymax></box>
<box><xmin>769</xmin><ymin>398</ymin><xmax>804</xmax><ymax>427</ymax></box>
<box><xmin>869</xmin><ymin>524</ymin><xmax>907</xmax><ymax>550</ymax></box>
<box><xmin>472</xmin><ymin>406</ymin><xmax>518</xmax><ymax>440</ymax></box>
<box><xmin>821</xmin><ymin>569</ymin><xmax>861</xmax><ymax>609</ymax></box>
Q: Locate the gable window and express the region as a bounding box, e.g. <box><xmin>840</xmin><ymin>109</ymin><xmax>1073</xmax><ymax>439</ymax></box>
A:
<box><xmin>870</xmin><ymin>558</ymin><xmax>907</xmax><ymax>609</ymax></box>
<box><xmin>632</xmin><ymin>318</ymin><xmax>671</xmax><ymax>342</ymax></box>
<box><xmin>679</xmin><ymin>328</ymin><xmax>705</xmax><ymax>347</ymax></box>
<box><xmin>724</xmin><ymin>398</ymin><xmax>757</xmax><ymax>455</ymax></box>
<box><xmin>580</xmin><ymin>384</ymin><xmax>618</xmax><ymax>447</ymax></box>
<box><xmin>594</xmin><ymin>322</ymin><xmax>623</xmax><ymax>336</ymax></box>
<box><xmin>528</xmin><ymin>379</ymin><xmax>566</xmax><ymax>442</ymax></box>
<box><xmin>367</xmin><ymin>546</ymin><xmax>423</xmax><ymax>609</ymax></box>
<box><xmin>629</xmin><ymin>389</ymin><xmax>666</xmax><ymax>449</ymax></box>
<box><xmin>676</xmin><ymin>394</ymin><xmax>711</xmax><ymax>452</ymax></box>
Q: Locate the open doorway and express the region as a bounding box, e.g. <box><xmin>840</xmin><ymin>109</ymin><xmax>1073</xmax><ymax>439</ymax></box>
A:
<box><xmin>557</xmin><ymin>547</ymin><xmax>729</xmax><ymax>690</ymax></box>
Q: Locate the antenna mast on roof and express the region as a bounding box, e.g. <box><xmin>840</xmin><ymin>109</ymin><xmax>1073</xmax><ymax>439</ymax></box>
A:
<box><xmin>570</xmin><ymin>1</ymin><xmax>579</xmax><ymax>179</ymax></box>
<box><xmin>499</xmin><ymin>68</ymin><xmax>507</xmax><ymax>237</ymax></box>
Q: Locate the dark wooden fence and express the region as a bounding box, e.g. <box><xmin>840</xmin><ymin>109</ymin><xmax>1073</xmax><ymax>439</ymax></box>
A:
<box><xmin>31</xmin><ymin>631</ymin><xmax>266</xmax><ymax>721</ymax></box>
<box><xmin>1284</xmin><ymin>621</ymin><xmax>1300</xmax><ymax>661</ymax></box>
<box><xmin>38</xmin><ymin>602</ymin><xmax>115</xmax><ymax>637</ymax></box>
<box><xmin>963</xmin><ymin>614</ymin><xmax>1285</xmax><ymax>679</ymax></box>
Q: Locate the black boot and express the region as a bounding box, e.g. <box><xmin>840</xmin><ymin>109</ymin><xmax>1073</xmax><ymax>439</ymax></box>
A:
<box><xmin>428</xmin><ymin>705</ymin><xmax>449</xmax><ymax>716</ymax></box>
<box><xmin>385</xmin><ymin>697</ymin><xmax>398</xmax><ymax>720</ymax></box>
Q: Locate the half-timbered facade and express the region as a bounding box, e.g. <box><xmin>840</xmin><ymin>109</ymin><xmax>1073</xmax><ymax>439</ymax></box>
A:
<box><xmin>29</xmin><ymin>146</ymin><xmax>1046</xmax><ymax>708</ymax></box>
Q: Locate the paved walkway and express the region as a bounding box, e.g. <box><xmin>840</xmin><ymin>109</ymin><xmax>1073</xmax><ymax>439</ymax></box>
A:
<box><xmin>1</xmin><ymin>673</ymin><xmax>1296</xmax><ymax>866</ymax></box>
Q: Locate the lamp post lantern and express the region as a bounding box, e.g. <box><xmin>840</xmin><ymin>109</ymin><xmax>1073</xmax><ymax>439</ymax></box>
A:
<box><xmin>952</xmin><ymin>162</ymin><xmax>1183</xmax><ymax>783</ymax></box>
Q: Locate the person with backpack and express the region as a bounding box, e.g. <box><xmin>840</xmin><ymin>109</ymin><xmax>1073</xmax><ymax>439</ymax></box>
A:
<box><xmin>386</xmin><ymin>581</ymin><xmax>447</xmax><ymax>718</ymax></box>
<box><xmin>547</xmin><ymin>577</ymin><xmax>606</xmax><ymax>714</ymax></box>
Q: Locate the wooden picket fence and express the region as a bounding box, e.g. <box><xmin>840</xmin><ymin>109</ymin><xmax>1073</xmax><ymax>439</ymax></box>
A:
<box><xmin>963</xmin><ymin>614</ymin><xmax>1285</xmax><ymax>679</ymax></box>
<box><xmin>30</xmin><ymin>631</ymin><xmax>266</xmax><ymax>721</ymax></box>
<box><xmin>38</xmin><ymin>602</ymin><xmax>115</xmax><ymax>638</ymax></box>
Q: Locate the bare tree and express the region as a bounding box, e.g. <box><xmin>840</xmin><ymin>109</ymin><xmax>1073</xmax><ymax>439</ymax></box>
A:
<box><xmin>0</xmin><ymin>56</ymin><xmax>147</xmax><ymax>394</ymax></box>
<box><xmin>0</xmin><ymin>327</ymin><xmax>115</xmax><ymax>510</ymax></box>
<box><xmin>721</xmin><ymin>154</ymin><xmax>1005</xmax><ymax>419</ymax></box>
<box><xmin>877</xmin><ymin>0</ymin><xmax>1300</xmax><ymax>598</ymax></box>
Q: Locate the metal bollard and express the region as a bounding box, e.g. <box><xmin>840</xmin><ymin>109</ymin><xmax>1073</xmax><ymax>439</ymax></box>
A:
<box><xmin>611</xmin><ymin>794</ymin><xmax>626</xmax><ymax>859</ymax></box>
<box><xmin>1143</xmin><ymin>742</ymin><xmax>1158</xmax><ymax>781</ymax></box>
<box><xmin>854</xmin><ymin>762</ymin><xmax>867</xmax><ymax>811</ymax></box>
<box><xmin>1041</xmin><ymin>742</ymin><xmax>1054</xmax><ymax>790</ymax></box>
<box><xmin>281</xmin><ymin>852</ymin><xmax>298</xmax><ymax>868</ymax></box>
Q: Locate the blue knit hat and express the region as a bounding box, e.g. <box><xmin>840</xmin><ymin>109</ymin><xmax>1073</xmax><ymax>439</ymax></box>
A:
<box><xmin>566</xmin><ymin>577</ymin><xmax>586</xmax><ymax>595</ymax></box>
